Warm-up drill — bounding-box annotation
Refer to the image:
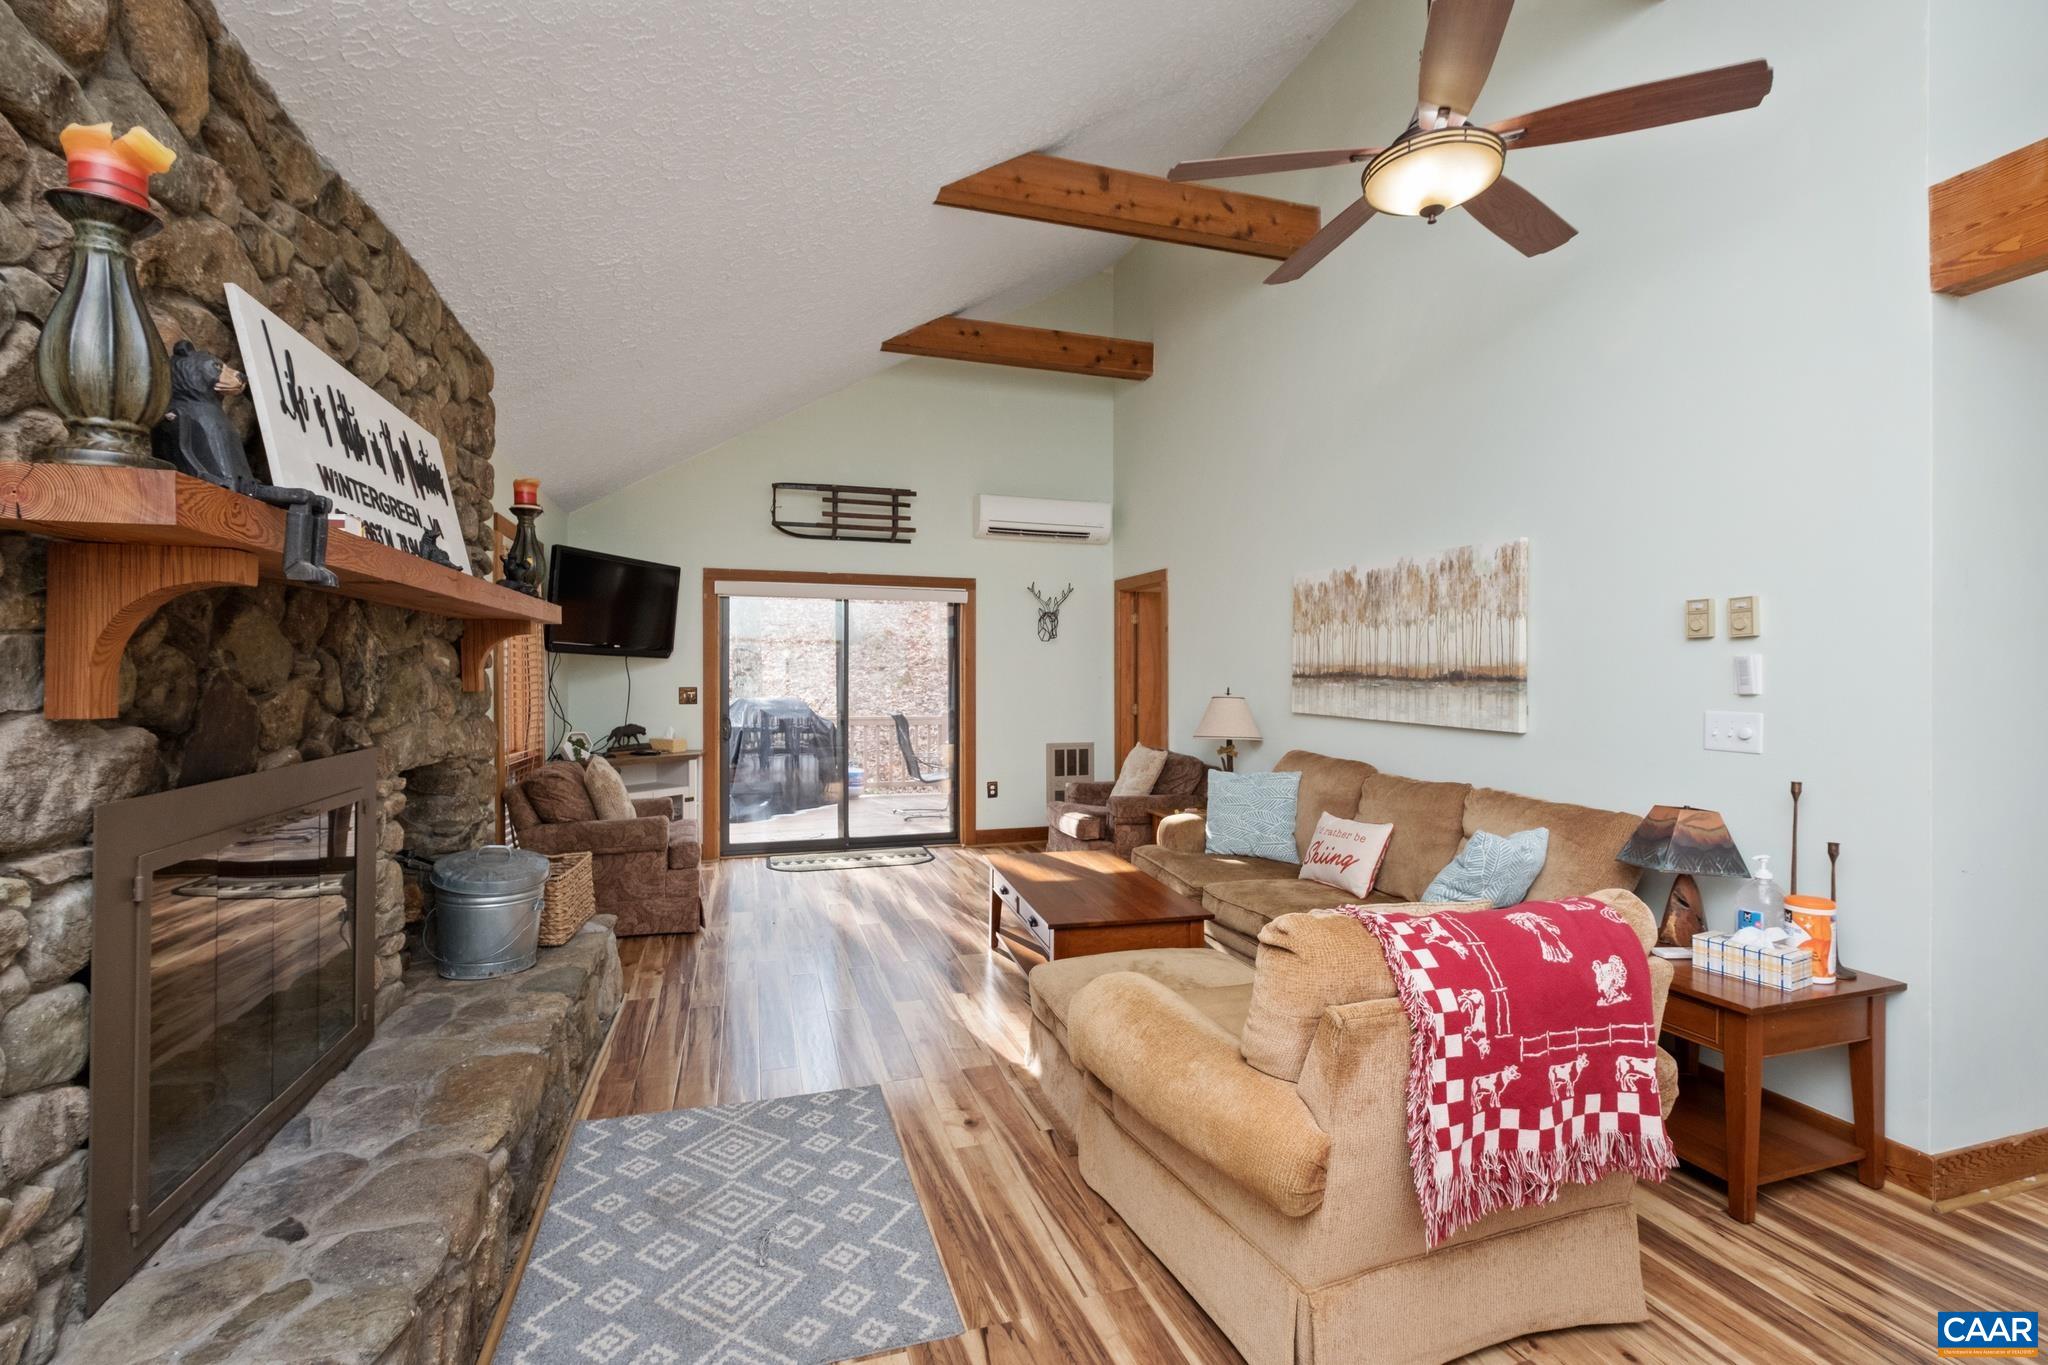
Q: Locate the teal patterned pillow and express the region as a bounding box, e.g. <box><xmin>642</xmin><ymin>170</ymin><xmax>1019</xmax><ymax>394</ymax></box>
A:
<box><xmin>1424</xmin><ymin>828</ymin><xmax>1551</xmax><ymax>906</ymax></box>
<box><xmin>1204</xmin><ymin>771</ymin><xmax>1302</xmax><ymax>863</ymax></box>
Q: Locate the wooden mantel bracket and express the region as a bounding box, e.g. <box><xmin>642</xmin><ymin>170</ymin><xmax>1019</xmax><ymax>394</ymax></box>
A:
<box><xmin>461</xmin><ymin>617</ymin><xmax>535</xmax><ymax>692</ymax></box>
<box><xmin>45</xmin><ymin>544</ymin><xmax>259</xmax><ymax>720</ymax></box>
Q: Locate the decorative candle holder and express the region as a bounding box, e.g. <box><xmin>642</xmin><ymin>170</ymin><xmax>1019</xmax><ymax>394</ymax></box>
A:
<box><xmin>501</xmin><ymin>479</ymin><xmax>546</xmax><ymax>596</ymax></box>
<box><xmin>35</xmin><ymin>144</ymin><xmax>174</xmax><ymax>466</ymax></box>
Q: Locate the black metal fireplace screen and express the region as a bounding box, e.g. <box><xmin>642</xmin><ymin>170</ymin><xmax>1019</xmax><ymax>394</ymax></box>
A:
<box><xmin>87</xmin><ymin>749</ymin><xmax>378</xmax><ymax>1310</ymax></box>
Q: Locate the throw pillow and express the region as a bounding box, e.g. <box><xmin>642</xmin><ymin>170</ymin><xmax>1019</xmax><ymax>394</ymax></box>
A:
<box><xmin>1111</xmin><ymin>744</ymin><xmax>1169</xmax><ymax>798</ymax></box>
<box><xmin>1423</xmin><ymin>828</ymin><xmax>1551</xmax><ymax>906</ymax></box>
<box><xmin>524</xmin><ymin>762</ymin><xmax>598</xmax><ymax>824</ymax></box>
<box><xmin>583</xmin><ymin>755</ymin><xmax>637</xmax><ymax>822</ymax></box>
<box><xmin>1204</xmin><ymin>770</ymin><xmax>1302</xmax><ymax>863</ymax></box>
<box><xmin>1298</xmin><ymin>812</ymin><xmax>1394</xmax><ymax>899</ymax></box>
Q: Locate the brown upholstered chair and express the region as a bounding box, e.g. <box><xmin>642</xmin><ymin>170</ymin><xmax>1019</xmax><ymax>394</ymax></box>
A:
<box><xmin>1047</xmin><ymin>751</ymin><xmax>1212</xmax><ymax>860</ymax></box>
<box><xmin>504</xmin><ymin>760</ymin><xmax>702</xmax><ymax>936</ymax></box>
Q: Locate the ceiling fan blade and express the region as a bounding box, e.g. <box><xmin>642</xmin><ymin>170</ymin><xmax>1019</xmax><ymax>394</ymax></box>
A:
<box><xmin>1463</xmin><ymin>176</ymin><xmax>1575</xmax><ymax>256</ymax></box>
<box><xmin>1168</xmin><ymin>147</ymin><xmax>1383</xmax><ymax>182</ymax></box>
<box><xmin>1265</xmin><ymin>197</ymin><xmax>1377</xmax><ymax>284</ymax></box>
<box><xmin>1418</xmin><ymin>0</ymin><xmax>1515</xmax><ymax>117</ymax></box>
<box><xmin>1487</xmin><ymin>59</ymin><xmax>1773</xmax><ymax>150</ymax></box>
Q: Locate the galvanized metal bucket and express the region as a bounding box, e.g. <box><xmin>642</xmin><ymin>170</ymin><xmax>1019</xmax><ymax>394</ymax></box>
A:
<box><xmin>425</xmin><ymin>846</ymin><xmax>547</xmax><ymax>980</ymax></box>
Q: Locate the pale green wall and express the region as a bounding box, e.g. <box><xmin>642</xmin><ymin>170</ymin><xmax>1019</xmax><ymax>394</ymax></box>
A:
<box><xmin>1927</xmin><ymin>1</ymin><xmax>2048</xmax><ymax>1151</ymax></box>
<box><xmin>556</xmin><ymin>274</ymin><xmax>1117</xmax><ymax>834</ymax></box>
<box><xmin>1111</xmin><ymin>0</ymin><xmax>1946</xmax><ymax>1145</ymax></box>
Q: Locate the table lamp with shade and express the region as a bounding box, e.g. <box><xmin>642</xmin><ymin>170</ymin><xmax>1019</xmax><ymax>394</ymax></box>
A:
<box><xmin>1615</xmin><ymin>805</ymin><xmax>1750</xmax><ymax>948</ymax></box>
<box><xmin>1194</xmin><ymin>689</ymin><xmax>1259</xmax><ymax>772</ymax></box>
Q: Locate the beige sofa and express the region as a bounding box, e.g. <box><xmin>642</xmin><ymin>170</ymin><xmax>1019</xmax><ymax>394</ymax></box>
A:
<box><xmin>1135</xmin><ymin>750</ymin><xmax>1646</xmax><ymax>962</ymax></box>
<box><xmin>1027</xmin><ymin>750</ymin><xmax>1678</xmax><ymax>1364</ymax></box>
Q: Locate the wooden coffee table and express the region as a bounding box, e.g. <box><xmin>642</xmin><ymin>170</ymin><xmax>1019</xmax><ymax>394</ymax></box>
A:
<box><xmin>985</xmin><ymin>850</ymin><xmax>1211</xmax><ymax>961</ymax></box>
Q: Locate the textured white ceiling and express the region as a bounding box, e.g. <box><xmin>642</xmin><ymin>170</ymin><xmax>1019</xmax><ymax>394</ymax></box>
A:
<box><xmin>215</xmin><ymin>0</ymin><xmax>1355</xmax><ymax>509</ymax></box>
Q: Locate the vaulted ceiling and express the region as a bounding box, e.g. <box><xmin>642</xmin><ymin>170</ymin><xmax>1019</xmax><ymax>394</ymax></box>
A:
<box><xmin>216</xmin><ymin>0</ymin><xmax>1357</xmax><ymax>509</ymax></box>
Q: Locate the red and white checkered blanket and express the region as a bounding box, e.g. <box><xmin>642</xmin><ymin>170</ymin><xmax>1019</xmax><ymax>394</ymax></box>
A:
<box><xmin>1342</xmin><ymin>897</ymin><xmax>1676</xmax><ymax>1248</ymax></box>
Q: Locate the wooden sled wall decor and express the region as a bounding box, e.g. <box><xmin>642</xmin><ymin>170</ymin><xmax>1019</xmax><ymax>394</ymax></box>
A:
<box><xmin>771</xmin><ymin>482</ymin><xmax>917</xmax><ymax>543</ymax></box>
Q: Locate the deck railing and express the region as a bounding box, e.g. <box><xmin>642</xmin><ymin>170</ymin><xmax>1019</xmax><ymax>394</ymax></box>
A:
<box><xmin>847</xmin><ymin>714</ymin><xmax>950</xmax><ymax>795</ymax></box>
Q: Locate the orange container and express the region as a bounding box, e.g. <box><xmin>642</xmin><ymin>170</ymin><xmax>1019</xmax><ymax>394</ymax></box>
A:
<box><xmin>1785</xmin><ymin>895</ymin><xmax>1837</xmax><ymax>984</ymax></box>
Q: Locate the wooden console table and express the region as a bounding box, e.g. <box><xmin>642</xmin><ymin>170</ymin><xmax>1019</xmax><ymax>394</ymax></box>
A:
<box><xmin>1661</xmin><ymin>962</ymin><xmax>1905</xmax><ymax>1222</ymax></box>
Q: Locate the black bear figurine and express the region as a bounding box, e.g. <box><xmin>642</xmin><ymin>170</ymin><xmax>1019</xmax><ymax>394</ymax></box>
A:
<box><xmin>153</xmin><ymin>340</ymin><xmax>338</xmax><ymax>588</ymax></box>
<box><xmin>415</xmin><ymin>524</ymin><xmax>455</xmax><ymax>568</ymax></box>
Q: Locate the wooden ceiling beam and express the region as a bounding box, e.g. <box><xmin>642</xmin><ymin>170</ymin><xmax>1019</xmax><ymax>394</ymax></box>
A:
<box><xmin>935</xmin><ymin>152</ymin><xmax>1320</xmax><ymax>261</ymax></box>
<box><xmin>1931</xmin><ymin>136</ymin><xmax>2048</xmax><ymax>296</ymax></box>
<box><xmin>882</xmin><ymin>316</ymin><xmax>1153</xmax><ymax>381</ymax></box>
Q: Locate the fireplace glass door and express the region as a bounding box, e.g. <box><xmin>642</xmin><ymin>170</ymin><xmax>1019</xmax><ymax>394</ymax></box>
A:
<box><xmin>89</xmin><ymin>748</ymin><xmax>378</xmax><ymax>1312</ymax></box>
<box><xmin>143</xmin><ymin>800</ymin><xmax>360</xmax><ymax>1207</ymax></box>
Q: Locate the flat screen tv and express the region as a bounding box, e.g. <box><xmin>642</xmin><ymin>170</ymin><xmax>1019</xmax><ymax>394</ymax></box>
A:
<box><xmin>545</xmin><ymin>545</ymin><xmax>680</xmax><ymax>657</ymax></box>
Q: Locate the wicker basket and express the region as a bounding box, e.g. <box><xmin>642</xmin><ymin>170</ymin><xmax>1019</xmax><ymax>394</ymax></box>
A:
<box><xmin>538</xmin><ymin>851</ymin><xmax>596</xmax><ymax>946</ymax></box>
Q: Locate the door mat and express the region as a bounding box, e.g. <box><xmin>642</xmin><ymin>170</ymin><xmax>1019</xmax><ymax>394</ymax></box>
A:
<box><xmin>766</xmin><ymin>848</ymin><xmax>935</xmax><ymax>872</ymax></box>
<box><xmin>505</xmin><ymin>1085</ymin><xmax>964</xmax><ymax>1363</ymax></box>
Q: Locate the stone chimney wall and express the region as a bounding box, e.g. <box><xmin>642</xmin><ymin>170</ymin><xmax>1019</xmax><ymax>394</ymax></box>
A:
<box><xmin>0</xmin><ymin>1</ymin><xmax>502</xmax><ymax>1357</ymax></box>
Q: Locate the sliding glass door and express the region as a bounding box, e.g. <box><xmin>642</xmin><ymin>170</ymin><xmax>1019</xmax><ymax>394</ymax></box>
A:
<box><xmin>720</xmin><ymin>588</ymin><xmax>959</xmax><ymax>854</ymax></box>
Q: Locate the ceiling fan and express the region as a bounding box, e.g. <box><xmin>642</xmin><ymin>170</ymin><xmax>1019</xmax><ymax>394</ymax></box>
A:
<box><xmin>1168</xmin><ymin>0</ymin><xmax>1772</xmax><ymax>283</ymax></box>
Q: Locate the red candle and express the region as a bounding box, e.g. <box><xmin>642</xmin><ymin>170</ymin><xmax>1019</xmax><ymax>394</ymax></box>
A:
<box><xmin>512</xmin><ymin>478</ymin><xmax>541</xmax><ymax>508</ymax></box>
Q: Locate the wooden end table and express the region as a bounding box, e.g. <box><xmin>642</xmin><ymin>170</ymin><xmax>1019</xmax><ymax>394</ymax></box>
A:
<box><xmin>986</xmin><ymin>850</ymin><xmax>1211</xmax><ymax>961</ymax></box>
<box><xmin>1661</xmin><ymin>961</ymin><xmax>1905</xmax><ymax>1222</ymax></box>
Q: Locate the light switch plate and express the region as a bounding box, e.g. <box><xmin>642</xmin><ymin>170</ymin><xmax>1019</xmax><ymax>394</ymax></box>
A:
<box><xmin>1685</xmin><ymin>598</ymin><xmax>1715</xmax><ymax>640</ymax></box>
<box><xmin>1704</xmin><ymin>710</ymin><xmax>1764</xmax><ymax>754</ymax></box>
<box><xmin>1728</xmin><ymin>595</ymin><xmax>1760</xmax><ymax>638</ymax></box>
<box><xmin>678</xmin><ymin>686</ymin><xmax>698</xmax><ymax>705</ymax></box>
<box><xmin>1734</xmin><ymin>654</ymin><xmax>1763</xmax><ymax>696</ymax></box>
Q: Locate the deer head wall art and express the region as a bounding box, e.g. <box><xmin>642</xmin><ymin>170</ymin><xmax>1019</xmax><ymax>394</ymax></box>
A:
<box><xmin>1028</xmin><ymin>582</ymin><xmax>1073</xmax><ymax>642</ymax></box>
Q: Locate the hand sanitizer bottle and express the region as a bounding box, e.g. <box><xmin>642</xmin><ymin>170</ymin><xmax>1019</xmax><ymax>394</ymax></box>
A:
<box><xmin>1733</xmin><ymin>853</ymin><xmax>1782</xmax><ymax>932</ymax></box>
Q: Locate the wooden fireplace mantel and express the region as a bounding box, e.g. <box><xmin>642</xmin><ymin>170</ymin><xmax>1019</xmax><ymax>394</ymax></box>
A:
<box><xmin>0</xmin><ymin>461</ymin><xmax>559</xmax><ymax>720</ymax></box>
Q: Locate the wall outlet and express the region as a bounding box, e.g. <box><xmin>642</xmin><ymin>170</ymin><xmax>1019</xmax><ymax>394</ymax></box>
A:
<box><xmin>677</xmin><ymin>685</ymin><xmax>698</xmax><ymax>705</ymax></box>
<box><xmin>1685</xmin><ymin>598</ymin><xmax>1715</xmax><ymax>640</ymax></box>
<box><xmin>1704</xmin><ymin>710</ymin><xmax>1764</xmax><ymax>754</ymax></box>
<box><xmin>1728</xmin><ymin>595</ymin><xmax>1760</xmax><ymax>639</ymax></box>
<box><xmin>985</xmin><ymin>780</ymin><xmax>998</xmax><ymax>799</ymax></box>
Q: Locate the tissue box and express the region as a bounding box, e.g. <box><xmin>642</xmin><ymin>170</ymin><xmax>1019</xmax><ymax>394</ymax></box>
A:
<box><xmin>1691</xmin><ymin>931</ymin><xmax>1814</xmax><ymax>990</ymax></box>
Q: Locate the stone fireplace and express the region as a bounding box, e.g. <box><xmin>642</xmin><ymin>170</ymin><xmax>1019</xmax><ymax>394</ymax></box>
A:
<box><xmin>0</xmin><ymin>3</ymin><xmax>561</xmax><ymax>1358</ymax></box>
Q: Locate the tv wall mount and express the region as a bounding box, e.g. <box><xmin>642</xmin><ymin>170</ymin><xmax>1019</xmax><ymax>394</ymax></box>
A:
<box><xmin>771</xmin><ymin>482</ymin><xmax>916</xmax><ymax>543</ymax></box>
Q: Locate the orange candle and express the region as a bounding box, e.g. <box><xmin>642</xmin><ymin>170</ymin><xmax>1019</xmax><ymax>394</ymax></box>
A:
<box><xmin>59</xmin><ymin>123</ymin><xmax>176</xmax><ymax>211</ymax></box>
<box><xmin>512</xmin><ymin>478</ymin><xmax>541</xmax><ymax>508</ymax></box>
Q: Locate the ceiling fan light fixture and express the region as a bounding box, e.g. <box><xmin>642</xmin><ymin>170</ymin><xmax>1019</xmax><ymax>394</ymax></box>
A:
<box><xmin>1361</xmin><ymin>126</ymin><xmax>1506</xmax><ymax>221</ymax></box>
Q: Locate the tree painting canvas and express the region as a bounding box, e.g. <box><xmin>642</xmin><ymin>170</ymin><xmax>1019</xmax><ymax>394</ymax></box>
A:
<box><xmin>1292</xmin><ymin>540</ymin><xmax>1529</xmax><ymax>734</ymax></box>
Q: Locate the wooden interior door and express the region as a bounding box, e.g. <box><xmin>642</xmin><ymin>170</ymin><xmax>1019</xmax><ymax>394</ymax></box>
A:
<box><xmin>1114</xmin><ymin>570</ymin><xmax>1168</xmax><ymax>769</ymax></box>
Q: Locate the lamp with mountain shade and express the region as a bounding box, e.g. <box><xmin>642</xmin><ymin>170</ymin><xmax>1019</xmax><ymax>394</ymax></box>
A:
<box><xmin>1615</xmin><ymin>805</ymin><xmax>1750</xmax><ymax>948</ymax></box>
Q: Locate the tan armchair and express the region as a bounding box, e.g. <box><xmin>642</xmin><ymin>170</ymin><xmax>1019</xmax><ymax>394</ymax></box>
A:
<box><xmin>1028</xmin><ymin>890</ymin><xmax>1677</xmax><ymax>1365</ymax></box>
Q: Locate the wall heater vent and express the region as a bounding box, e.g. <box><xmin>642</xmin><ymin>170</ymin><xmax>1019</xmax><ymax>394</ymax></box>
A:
<box><xmin>1046</xmin><ymin>742</ymin><xmax>1095</xmax><ymax>804</ymax></box>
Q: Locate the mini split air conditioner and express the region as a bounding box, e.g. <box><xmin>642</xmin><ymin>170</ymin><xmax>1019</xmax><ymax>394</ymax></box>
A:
<box><xmin>975</xmin><ymin>495</ymin><xmax>1112</xmax><ymax>545</ymax></box>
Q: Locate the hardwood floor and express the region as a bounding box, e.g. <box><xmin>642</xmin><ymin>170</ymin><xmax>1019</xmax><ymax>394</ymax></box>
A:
<box><xmin>587</xmin><ymin>846</ymin><xmax>2048</xmax><ymax>1363</ymax></box>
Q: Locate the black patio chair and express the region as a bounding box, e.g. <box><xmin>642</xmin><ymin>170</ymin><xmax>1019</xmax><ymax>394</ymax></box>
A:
<box><xmin>891</xmin><ymin>713</ymin><xmax>948</xmax><ymax>823</ymax></box>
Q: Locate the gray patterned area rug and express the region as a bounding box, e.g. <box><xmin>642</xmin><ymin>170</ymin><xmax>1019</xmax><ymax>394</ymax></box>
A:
<box><xmin>507</xmin><ymin>1086</ymin><xmax>964</xmax><ymax>1364</ymax></box>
